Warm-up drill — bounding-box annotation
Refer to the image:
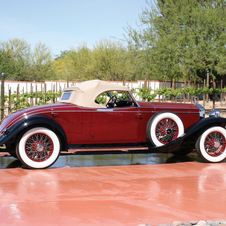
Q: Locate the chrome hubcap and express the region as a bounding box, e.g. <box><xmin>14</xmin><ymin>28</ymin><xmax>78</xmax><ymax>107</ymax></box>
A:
<box><xmin>36</xmin><ymin>143</ymin><xmax>44</xmax><ymax>152</ymax></box>
<box><xmin>214</xmin><ymin>141</ymin><xmax>220</xmax><ymax>149</ymax></box>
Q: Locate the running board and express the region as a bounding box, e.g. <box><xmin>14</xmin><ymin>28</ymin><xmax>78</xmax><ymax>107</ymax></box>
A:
<box><xmin>64</xmin><ymin>146</ymin><xmax>149</xmax><ymax>154</ymax></box>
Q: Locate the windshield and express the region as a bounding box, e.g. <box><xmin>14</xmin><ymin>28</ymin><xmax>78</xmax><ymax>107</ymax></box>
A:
<box><xmin>95</xmin><ymin>91</ymin><xmax>135</xmax><ymax>108</ymax></box>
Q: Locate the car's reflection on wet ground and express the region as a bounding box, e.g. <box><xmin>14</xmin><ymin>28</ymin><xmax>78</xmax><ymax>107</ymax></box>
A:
<box><xmin>0</xmin><ymin>152</ymin><xmax>202</xmax><ymax>169</ymax></box>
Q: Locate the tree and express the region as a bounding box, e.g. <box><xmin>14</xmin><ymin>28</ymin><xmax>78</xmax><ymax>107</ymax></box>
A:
<box><xmin>92</xmin><ymin>39</ymin><xmax>133</xmax><ymax>81</ymax></box>
<box><xmin>1</xmin><ymin>39</ymin><xmax>56</xmax><ymax>81</ymax></box>
<box><xmin>2</xmin><ymin>39</ymin><xmax>31</xmax><ymax>80</ymax></box>
<box><xmin>53</xmin><ymin>54</ymin><xmax>70</xmax><ymax>80</ymax></box>
<box><xmin>125</xmin><ymin>0</ymin><xmax>226</xmax><ymax>84</ymax></box>
<box><xmin>0</xmin><ymin>47</ymin><xmax>15</xmax><ymax>77</ymax></box>
<box><xmin>69</xmin><ymin>44</ymin><xmax>94</xmax><ymax>81</ymax></box>
<box><xmin>53</xmin><ymin>40</ymin><xmax>137</xmax><ymax>82</ymax></box>
<box><xmin>30</xmin><ymin>42</ymin><xmax>55</xmax><ymax>81</ymax></box>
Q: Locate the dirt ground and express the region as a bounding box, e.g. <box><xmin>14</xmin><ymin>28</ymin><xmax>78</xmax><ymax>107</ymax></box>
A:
<box><xmin>0</xmin><ymin>159</ymin><xmax>226</xmax><ymax>226</ymax></box>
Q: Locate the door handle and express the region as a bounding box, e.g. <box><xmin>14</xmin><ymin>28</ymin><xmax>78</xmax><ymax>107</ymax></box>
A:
<box><xmin>51</xmin><ymin>112</ymin><xmax>58</xmax><ymax>118</ymax></box>
<box><xmin>135</xmin><ymin>113</ymin><xmax>142</xmax><ymax>119</ymax></box>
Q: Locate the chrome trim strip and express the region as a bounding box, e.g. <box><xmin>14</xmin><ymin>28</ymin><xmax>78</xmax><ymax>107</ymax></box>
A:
<box><xmin>97</xmin><ymin>109</ymin><xmax>113</xmax><ymax>112</ymax></box>
<box><xmin>10</xmin><ymin>109</ymin><xmax>200</xmax><ymax>116</ymax></box>
<box><xmin>139</xmin><ymin>111</ymin><xmax>199</xmax><ymax>114</ymax></box>
<box><xmin>19</xmin><ymin>109</ymin><xmax>199</xmax><ymax>115</ymax></box>
<box><xmin>140</xmin><ymin>107</ymin><xmax>198</xmax><ymax>110</ymax></box>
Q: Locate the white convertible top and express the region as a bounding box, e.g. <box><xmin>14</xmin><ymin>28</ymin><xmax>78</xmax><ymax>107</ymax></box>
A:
<box><xmin>59</xmin><ymin>80</ymin><xmax>129</xmax><ymax>108</ymax></box>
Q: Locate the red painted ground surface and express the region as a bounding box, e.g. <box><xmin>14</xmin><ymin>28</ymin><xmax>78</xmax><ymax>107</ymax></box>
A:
<box><xmin>0</xmin><ymin>162</ymin><xmax>226</xmax><ymax>226</ymax></box>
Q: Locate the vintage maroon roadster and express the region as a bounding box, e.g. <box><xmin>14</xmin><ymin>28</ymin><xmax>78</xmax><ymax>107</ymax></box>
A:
<box><xmin>0</xmin><ymin>80</ymin><xmax>226</xmax><ymax>169</ymax></box>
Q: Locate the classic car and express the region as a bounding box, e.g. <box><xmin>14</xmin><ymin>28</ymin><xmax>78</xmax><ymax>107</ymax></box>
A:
<box><xmin>0</xmin><ymin>79</ymin><xmax>226</xmax><ymax>169</ymax></box>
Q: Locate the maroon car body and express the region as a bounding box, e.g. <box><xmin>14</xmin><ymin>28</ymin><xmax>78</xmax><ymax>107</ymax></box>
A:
<box><xmin>0</xmin><ymin>80</ymin><xmax>225</xmax><ymax>169</ymax></box>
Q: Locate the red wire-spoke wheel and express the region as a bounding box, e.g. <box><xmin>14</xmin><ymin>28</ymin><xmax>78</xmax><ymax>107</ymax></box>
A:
<box><xmin>25</xmin><ymin>133</ymin><xmax>54</xmax><ymax>162</ymax></box>
<box><xmin>16</xmin><ymin>127</ymin><xmax>60</xmax><ymax>169</ymax></box>
<box><xmin>155</xmin><ymin>118</ymin><xmax>179</xmax><ymax>144</ymax></box>
<box><xmin>147</xmin><ymin>112</ymin><xmax>184</xmax><ymax>147</ymax></box>
<box><xmin>204</xmin><ymin>132</ymin><xmax>226</xmax><ymax>157</ymax></box>
<box><xmin>196</xmin><ymin>126</ymin><xmax>226</xmax><ymax>163</ymax></box>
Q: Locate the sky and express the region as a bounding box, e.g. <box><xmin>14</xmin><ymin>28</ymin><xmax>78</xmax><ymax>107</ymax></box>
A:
<box><xmin>0</xmin><ymin>0</ymin><xmax>145</xmax><ymax>57</ymax></box>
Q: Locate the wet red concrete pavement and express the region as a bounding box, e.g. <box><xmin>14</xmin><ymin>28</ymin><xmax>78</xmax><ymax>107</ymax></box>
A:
<box><xmin>0</xmin><ymin>161</ymin><xmax>226</xmax><ymax>226</ymax></box>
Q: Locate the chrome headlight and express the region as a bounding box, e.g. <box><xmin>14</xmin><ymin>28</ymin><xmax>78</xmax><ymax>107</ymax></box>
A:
<box><xmin>209</xmin><ymin>109</ymin><xmax>220</xmax><ymax>118</ymax></box>
<box><xmin>196</xmin><ymin>104</ymin><xmax>205</xmax><ymax>118</ymax></box>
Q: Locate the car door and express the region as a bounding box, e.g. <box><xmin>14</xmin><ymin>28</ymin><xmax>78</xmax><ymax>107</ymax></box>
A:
<box><xmin>91</xmin><ymin>105</ymin><xmax>142</xmax><ymax>143</ymax></box>
<box><xmin>51</xmin><ymin>104</ymin><xmax>92</xmax><ymax>144</ymax></box>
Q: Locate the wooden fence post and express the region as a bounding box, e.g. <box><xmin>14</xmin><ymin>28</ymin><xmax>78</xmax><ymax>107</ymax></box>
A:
<box><xmin>203</xmin><ymin>79</ymin><xmax>206</xmax><ymax>108</ymax></box>
<box><xmin>187</xmin><ymin>80</ymin><xmax>190</xmax><ymax>102</ymax></box>
<box><xmin>164</xmin><ymin>80</ymin><xmax>167</xmax><ymax>102</ymax></box>
<box><xmin>197</xmin><ymin>84</ymin><xmax>199</xmax><ymax>103</ymax></box>
<box><xmin>30</xmin><ymin>84</ymin><xmax>33</xmax><ymax>106</ymax></box>
<box><xmin>1</xmin><ymin>73</ymin><xmax>5</xmax><ymax>120</ymax></box>
<box><xmin>67</xmin><ymin>74</ymin><xmax>69</xmax><ymax>87</ymax></box>
<box><xmin>53</xmin><ymin>84</ymin><xmax>55</xmax><ymax>103</ymax></box>
<box><xmin>35</xmin><ymin>84</ymin><xmax>37</xmax><ymax>105</ymax></box>
<box><xmin>17</xmin><ymin>84</ymin><xmax>19</xmax><ymax>110</ymax></box>
<box><xmin>8</xmin><ymin>88</ymin><xmax>11</xmax><ymax>114</ymax></box>
<box><xmin>221</xmin><ymin>79</ymin><xmax>223</xmax><ymax>107</ymax></box>
<box><xmin>183</xmin><ymin>79</ymin><xmax>187</xmax><ymax>103</ymax></box>
<box><xmin>180</xmin><ymin>82</ymin><xmax>182</xmax><ymax>103</ymax></box>
<box><xmin>207</xmin><ymin>70</ymin><xmax>209</xmax><ymax>103</ymax></box>
<box><xmin>45</xmin><ymin>83</ymin><xmax>47</xmax><ymax>103</ymax></box>
<box><xmin>171</xmin><ymin>79</ymin><xmax>174</xmax><ymax>103</ymax></box>
<box><xmin>213</xmin><ymin>79</ymin><xmax>216</xmax><ymax>109</ymax></box>
<box><xmin>158</xmin><ymin>82</ymin><xmax>160</xmax><ymax>102</ymax></box>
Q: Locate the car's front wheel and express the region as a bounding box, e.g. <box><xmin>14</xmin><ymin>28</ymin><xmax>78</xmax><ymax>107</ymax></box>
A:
<box><xmin>147</xmin><ymin>112</ymin><xmax>184</xmax><ymax>147</ymax></box>
<box><xmin>16</xmin><ymin>127</ymin><xmax>60</xmax><ymax>169</ymax></box>
<box><xmin>195</xmin><ymin>126</ymin><xmax>226</xmax><ymax>163</ymax></box>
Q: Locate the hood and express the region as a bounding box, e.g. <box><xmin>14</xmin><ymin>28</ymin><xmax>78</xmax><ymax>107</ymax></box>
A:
<box><xmin>138</xmin><ymin>101</ymin><xmax>199</xmax><ymax>111</ymax></box>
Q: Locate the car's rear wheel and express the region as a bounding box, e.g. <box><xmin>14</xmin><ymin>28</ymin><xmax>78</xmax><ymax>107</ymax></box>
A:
<box><xmin>16</xmin><ymin>127</ymin><xmax>60</xmax><ymax>169</ymax></box>
<box><xmin>195</xmin><ymin>126</ymin><xmax>226</xmax><ymax>163</ymax></box>
<box><xmin>147</xmin><ymin>112</ymin><xmax>184</xmax><ymax>147</ymax></box>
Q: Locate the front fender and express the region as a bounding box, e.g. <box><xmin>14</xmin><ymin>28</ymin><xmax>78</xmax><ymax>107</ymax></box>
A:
<box><xmin>150</xmin><ymin>117</ymin><xmax>226</xmax><ymax>153</ymax></box>
<box><xmin>0</xmin><ymin>115</ymin><xmax>68</xmax><ymax>151</ymax></box>
<box><xmin>184</xmin><ymin>117</ymin><xmax>226</xmax><ymax>138</ymax></box>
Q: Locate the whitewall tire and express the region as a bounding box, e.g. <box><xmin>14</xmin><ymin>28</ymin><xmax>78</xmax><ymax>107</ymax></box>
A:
<box><xmin>147</xmin><ymin>112</ymin><xmax>184</xmax><ymax>147</ymax></box>
<box><xmin>16</xmin><ymin>127</ymin><xmax>60</xmax><ymax>169</ymax></box>
<box><xmin>195</xmin><ymin>126</ymin><xmax>226</xmax><ymax>163</ymax></box>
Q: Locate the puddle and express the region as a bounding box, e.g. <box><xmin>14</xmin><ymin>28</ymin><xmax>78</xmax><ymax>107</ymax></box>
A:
<box><xmin>0</xmin><ymin>152</ymin><xmax>201</xmax><ymax>169</ymax></box>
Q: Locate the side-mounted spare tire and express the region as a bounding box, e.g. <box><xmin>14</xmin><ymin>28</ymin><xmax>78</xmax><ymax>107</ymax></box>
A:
<box><xmin>195</xmin><ymin>126</ymin><xmax>226</xmax><ymax>163</ymax></box>
<box><xmin>146</xmin><ymin>111</ymin><xmax>185</xmax><ymax>147</ymax></box>
<box><xmin>16</xmin><ymin>127</ymin><xmax>60</xmax><ymax>169</ymax></box>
